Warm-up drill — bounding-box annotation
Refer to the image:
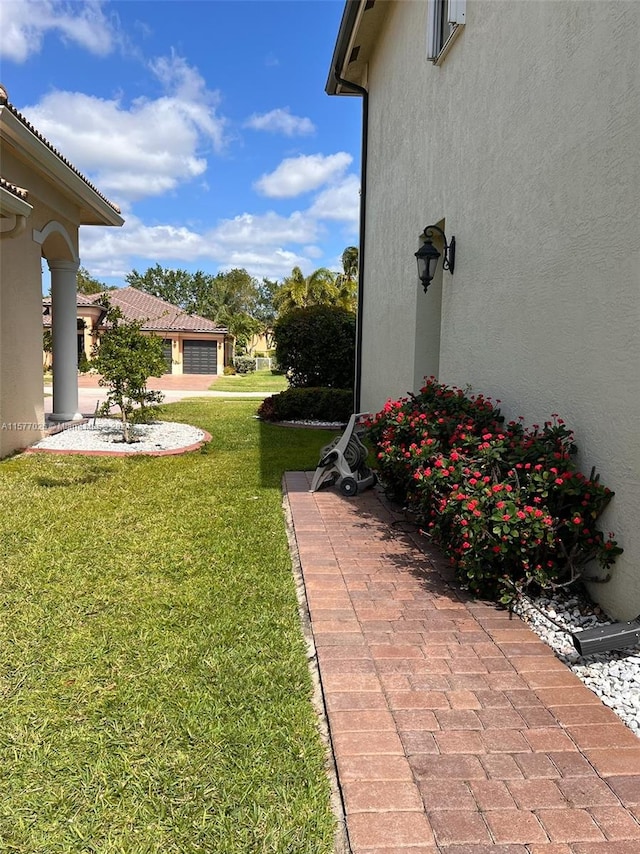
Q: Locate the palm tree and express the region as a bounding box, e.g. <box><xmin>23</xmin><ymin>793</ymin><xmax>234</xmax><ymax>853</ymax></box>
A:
<box><xmin>274</xmin><ymin>266</ymin><xmax>340</xmax><ymax>314</ymax></box>
<box><xmin>336</xmin><ymin>246</ymin><xmax>358</xmax><ymax>312</ymax></box>
<box><xmin>341</xmin><ymin>246</ymin><xmax>358</xmax><ymax>281</ymax></box>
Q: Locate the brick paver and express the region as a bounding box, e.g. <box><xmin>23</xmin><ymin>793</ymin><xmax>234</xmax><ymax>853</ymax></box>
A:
<box><xmin>284</xmin><ymin>473</ymin><xmax>640</xmax><ymax>853</ymax></box>
<box><xmin>76</xmin><ymin>372</ymin><xmax>219</xmax><ymax>391</ymax></box>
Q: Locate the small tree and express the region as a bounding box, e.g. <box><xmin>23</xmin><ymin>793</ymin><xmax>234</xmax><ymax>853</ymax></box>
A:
<box><xmin>91</xmin><ymin>298</ymin><xmax>166</xmax><ymax>443</ymax></box>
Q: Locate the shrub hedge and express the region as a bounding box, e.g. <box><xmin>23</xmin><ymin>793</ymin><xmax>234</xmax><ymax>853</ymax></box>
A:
<box><xmin>233</xmin><ymin>355</ymin><xmax>256</xmax><ymax>375</ymax></box>
<box><xmin>258</xmin><ymin>387</ymin><xmax>353</xmax><ymax>423</ymax></box>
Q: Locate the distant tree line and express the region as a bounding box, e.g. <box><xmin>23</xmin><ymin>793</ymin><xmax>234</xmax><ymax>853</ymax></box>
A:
<box><xmin>72</xmin><ymin>246</ymin><xmax>358</xmax><ymax>355</ymax></box>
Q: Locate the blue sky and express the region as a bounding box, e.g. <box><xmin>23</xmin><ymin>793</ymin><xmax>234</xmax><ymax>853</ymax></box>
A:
<box><xmin>0</xmin><ymin>0</ymin><xmax>361</xmax><ymax>287</ymax></box>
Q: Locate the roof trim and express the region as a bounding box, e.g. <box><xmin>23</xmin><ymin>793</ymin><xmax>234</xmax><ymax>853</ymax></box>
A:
<box><xmin>0</xmin><ymin>93</ymin><xmax>124</xmax><ymax>227</ymax></box>
<box><xmin>326</xmin><ymin>0</ymin><xmax>366</xmax><ymax>95</ymax></box>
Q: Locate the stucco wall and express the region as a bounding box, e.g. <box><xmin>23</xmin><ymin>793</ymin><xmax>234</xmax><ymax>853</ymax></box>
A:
<box><xmin>1</xmin><ymin>145</ymin><xmax>82</xmax><ymax>456</ymax></box>
<box><xmin>0</xmin><ymin>226</ymin><xmax>46</xmax><ymax>456</ymax></box>
<box><xmin>361</xmin><ymin>0</ymin><xmax>640</xmax><ymax>618</ymax></box>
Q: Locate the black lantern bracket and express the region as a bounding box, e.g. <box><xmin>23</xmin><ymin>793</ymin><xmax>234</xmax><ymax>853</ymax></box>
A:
<box><xmin>415</xmin><ymin>224</ymin><xmax>456</xmax><ymax>292</ymax></box>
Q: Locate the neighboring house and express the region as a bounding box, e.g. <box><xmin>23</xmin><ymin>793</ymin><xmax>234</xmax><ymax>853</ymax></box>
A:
<box><xmin>327</xmin><ymin>1</ymin><xmax>640</xmax><ymax>619</ymax></box>
<box><xmin>0</xmin><ymin>85</ymin><xmax>123</xmax><ymax>455</ymax></box>
<box><xmin>245</xmin><ymin>330</ymin><xmax>274</xmax><ymax>358</ymax></box>
<box><xmin>43</xmin><ymin>287</ymin><xmax>231</xmax><ymax>375</ymax></box>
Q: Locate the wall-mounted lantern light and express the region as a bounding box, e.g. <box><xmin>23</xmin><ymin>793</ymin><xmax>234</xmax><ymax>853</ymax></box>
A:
<box><xmin>415</xmin><ymin>224</ymin><xmax>456</xmax><ymax>292</ymax></box>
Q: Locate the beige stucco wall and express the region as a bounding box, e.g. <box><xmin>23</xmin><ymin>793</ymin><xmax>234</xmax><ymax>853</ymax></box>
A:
<box><xmin>0</xmin><ymin>223</ymin><xmax>46</xmax><ymax>456</ymax></box>
<box><xmin>360</xmin><ymin>0</ymin><xmax>640</xmax><ymax>618</ymax></box>
<box><xmin>1</xmin><ymin>143</ymin><xmax>82</xmax><ymax>456</ymax></box>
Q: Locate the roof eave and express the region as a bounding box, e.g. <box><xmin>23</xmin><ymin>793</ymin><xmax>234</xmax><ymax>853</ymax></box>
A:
<box><xmin>0</xmin><ymin>105</ymin><xmax>124</xmax><ymax>227</ymax></box>
<box><xmin>326</xmin><ymin>0</ymin><xmax>364</xmax><ymax>95</ymax></box>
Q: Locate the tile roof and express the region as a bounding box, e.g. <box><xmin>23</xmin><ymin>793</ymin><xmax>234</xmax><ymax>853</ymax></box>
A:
<box><xmin>43</xmin><ymin>287</ymin><xmax>228</xmax><ymax>334</ymax></box>
<box><xmin>0</xmin><ymin>175</ymin><xmax>28</xmax><ymax>201</ymax></box>
<box><xmin>43</xmin><ymin>294</ymin><xmax>101</xmax><ymax>308</ymax></box>
<box><xmin>0</xmin><ymin>86</ymin><xmax>121</xmax><ymax>216</ymax></box>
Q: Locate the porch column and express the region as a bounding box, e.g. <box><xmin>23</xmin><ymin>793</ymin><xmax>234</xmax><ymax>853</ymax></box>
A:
<box><xmin>49</xmin><ymin>258</ymin><xmax>81</xmax><ymax>422</ymax></box>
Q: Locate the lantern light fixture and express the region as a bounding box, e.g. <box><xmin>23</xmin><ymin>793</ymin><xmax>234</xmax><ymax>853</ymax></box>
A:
<box><xmin>415</xmin><ymin>225</ymin><xmax>456</xmax><ymax>292</ymax></box>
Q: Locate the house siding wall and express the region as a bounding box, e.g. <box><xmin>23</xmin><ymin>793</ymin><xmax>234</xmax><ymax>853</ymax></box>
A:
<box><xmin>360</xmin><ymin>0</ymin><xmax>640</xmax><ymax>618</ymax></box>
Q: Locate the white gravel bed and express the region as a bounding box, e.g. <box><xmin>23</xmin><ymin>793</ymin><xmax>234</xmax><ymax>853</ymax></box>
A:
<box><xmin>32</xmin><ymin>418</ymin><xmax>205</xmax><ymax>454</ymax></box>
<box><xmin>513</xmin><ymin>590</ymin><xmax>640</xmax><ymax>737</ymax></box>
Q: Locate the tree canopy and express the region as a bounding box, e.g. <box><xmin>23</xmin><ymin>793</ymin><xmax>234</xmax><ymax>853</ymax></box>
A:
<box><xmin>274</xmin><ymin>247</ymin><xmax>358</xmax><ymax>315</ymax></box>
<box><xmin>119</xmin><ymin>246</ymin><xmax>358</xmax><ymax>351</ymax></box>
<box><xmin>77</xmin><ymin>267</ymin><xmax>116</xmax><ymax>295</ymax></box>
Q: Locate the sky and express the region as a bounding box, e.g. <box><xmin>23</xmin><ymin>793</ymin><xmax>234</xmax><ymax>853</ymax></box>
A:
<box><xmin>0</xmin><ymin>0</ymin><xmax>361</xmax><ymax>288</ymax></box>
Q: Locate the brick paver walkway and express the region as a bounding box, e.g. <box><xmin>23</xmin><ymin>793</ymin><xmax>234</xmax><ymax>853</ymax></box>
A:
<box><xmin>284</xmin><ymin>472</ymin><xmax>640</xmax><ymax>854</ymax></box>
<box><xmin>77</xmin><ymin>372</ymin><xmax>218</xmax><ymax>391</ymax></box>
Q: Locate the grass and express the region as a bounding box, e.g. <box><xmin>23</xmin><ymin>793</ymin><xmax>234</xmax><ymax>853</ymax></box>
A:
<box><xmin>0</xmin><ymin>400</ymin><xmax>340</xmax><ymax>853</ymax></box>
<box><xmin>209</xmin><ymin>370</ymin><xmax>288</xmax><ymax>394</ymax></box>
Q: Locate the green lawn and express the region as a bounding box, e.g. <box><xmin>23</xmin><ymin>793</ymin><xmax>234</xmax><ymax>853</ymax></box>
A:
<box><xmin>0</xmin><ymin>400</ymin><xmax>338</xmax><ymax>853</ymax></box>
<box><xmin>209</xmin><ymin>370</ymin><xmax>288</xmax><ymax>393</ymax></box>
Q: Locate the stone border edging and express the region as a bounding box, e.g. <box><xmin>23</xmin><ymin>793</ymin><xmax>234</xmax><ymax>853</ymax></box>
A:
<box><xmin>23</xmin><ymin>429</ymin><xmax>212</xmax><ymax>457</ymax></box>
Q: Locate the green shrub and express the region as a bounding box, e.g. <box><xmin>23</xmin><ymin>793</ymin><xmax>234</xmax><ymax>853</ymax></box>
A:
<box><xmin>274</xmin><ymin>305</ymin><xmax>355</xmax><ymax>388</ymax></box>
<box><xmin>366</xmin><ymin>377</ymin><xmax>622</xmax><ymax>603</ymax></box>
<box><xmin>78</xmin><ymin>352</ymin><xmax>91</xmax><ymax>374</ymax></box>
<box><xmin>223</xmin><ymin>365</ymin><xmax>236</xmax><ymax>375</ymax></box>
<box><xmin>258</xmin><ymin>387</ymin><xmax>353</xmax><ymax>423</ymax></box>
<box><xmin>233</xmin><ymin>355</ymin><xmax>256</xmax><ymax>374</ymax></box>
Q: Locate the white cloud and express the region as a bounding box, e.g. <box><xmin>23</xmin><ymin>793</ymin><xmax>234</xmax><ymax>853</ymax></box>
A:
<box><xmin>213</xmin><ymin>211</ymin><xmax>317</xmax><ymax>247</ymax></box>
<box><xmin>78</xmin><ymin>209</ymin><xmax>320</xmax><ymax>280</ymax></box>
<box><xmin>308</xmin><ymin>174</ymin><xmax>360</xmax><ymax>225</ymax></box>
<box><xmin>254</xmin><ymin>152</ymin><xmax>352</xmax><ymax>199</ymax></box>
<box><xmin>77</xmin><ymin>171</ymin><xmax>358</xmax><ymax>281</ymax></box>
<box><xmin>0</xmin><ymin>0</ymin><xmax>115</xmax><ymax>62</ymax></box>
<box><xmin>20</xmin><ymin>55</ymin><xmax>226</xmax><ymax>202</ymax></box>
<box><xmin>245</xmin><ymin>107</ymin><xmax>315</xmax><ymax>137</ymax></box>
<box><xmin>219</xmin><ymin>249</ymin><xmax>309</xmax><ymax>279</ymax></box>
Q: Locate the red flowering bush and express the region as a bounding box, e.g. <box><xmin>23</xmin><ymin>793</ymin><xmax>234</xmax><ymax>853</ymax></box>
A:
<box><xmin>366</xmin><ymin>377</ymin><xmax>621</xmax><ymax>602</ymax></box>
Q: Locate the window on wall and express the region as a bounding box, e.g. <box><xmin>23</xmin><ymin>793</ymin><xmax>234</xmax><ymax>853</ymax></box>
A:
<box><xmin>427</xmin><ymin>0</ymin><xmax>466</xmax><ymax>64</ymax></box>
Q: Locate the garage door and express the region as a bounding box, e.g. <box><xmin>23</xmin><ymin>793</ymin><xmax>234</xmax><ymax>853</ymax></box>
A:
<box><xmin>183</xmin><ymin>340</ymin><xmax>217</xmax><ymax>374</ymax></box>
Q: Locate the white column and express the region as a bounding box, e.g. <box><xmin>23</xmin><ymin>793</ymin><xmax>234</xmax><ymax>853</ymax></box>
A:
<box><xmin>49</xmin><ymin>259</ymin><xmax>81</xmax><ymax>422</ymax></box>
